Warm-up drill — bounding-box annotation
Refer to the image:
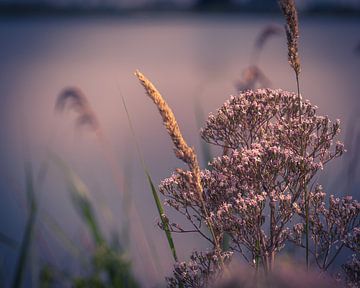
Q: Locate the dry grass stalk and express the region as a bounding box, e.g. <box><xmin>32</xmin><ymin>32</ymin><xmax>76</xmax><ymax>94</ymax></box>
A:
<box><xmin>134</xmin><ymin>70</ymin><xmax>203</xmax><ymax>200</ymax></box>
<box><xmin>278</xmin><ymin>0</ymin><xmax>301</xmax><ymax>120</ymax></box>
<box><xmin>278</xmin><ymin>0</ymin><xmax>301</xmax><ymax>79</ymax></box>
<box><xmin>134</xmin><ymin>70</ymin><xmax>224</xmax><ymax>265</ymax></box>
<box><xmin>279</xmin><ymin>0</ymin><xmax>311</xmax><ymax>270</ymax></box>
<box><xmin>278</xmin><ymin>0</ymin><xmax>302</xmax><ymax>120</ymax></box>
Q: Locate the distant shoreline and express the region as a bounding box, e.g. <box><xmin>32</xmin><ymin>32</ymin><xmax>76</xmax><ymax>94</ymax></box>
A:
<box><xmin>0</xmin><ymin>3</ymin><xmax>359</xmax><ymax>19</ymax></box>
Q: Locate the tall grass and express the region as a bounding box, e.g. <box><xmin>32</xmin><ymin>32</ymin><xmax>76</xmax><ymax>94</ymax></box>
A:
<box><xmin>56</xmin><ymin>87</ymin><xmax>162</xmax><ymax>279</ymax></box>
<box><xmin>12</xmin><ymin>161</ymin><xmax>37</xmax><ymax>288</ymax></box>
<box><xmin>134</xmin><ymin>70</ymin><xmax>228</xmax><ymax>273</ymax></box>
<box><xmin>121</xmin><ymin>94</ymin><xmax>179</xmax><ymax>263</ymax></box>
<box><xmin>278</xmin><ymin>0</ymin><xmax>310</xmax><ymax>270</ymax></box>
<box><xmin>53</xmin><ymin>154</ymin><xmax>139</xmax><ymax>288</ymax></box>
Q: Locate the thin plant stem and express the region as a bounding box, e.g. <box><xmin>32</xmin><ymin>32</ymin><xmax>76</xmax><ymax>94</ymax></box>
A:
<box><xmin>279</xmin><ymin>0</ymin><xmax>307</xmax><ymax>267</ymax></box>
<box><xmin>121</xmin><ymin>94</ymin><xmax>179</xmax><ymax>263</ymax></box>
<box><xmin>304</xmin><ymin>186</ymin><xmax>309</xmax><ymax>270</ymax></box>
<box><xmin>296</xmin><ymin>73</ymin><xmax>301</xmax><ymax>122</ymax></box>
<box><xmin>295</xmin><ymin>72</ymin><xmax>308</xmax><ymax>269</ymax></box>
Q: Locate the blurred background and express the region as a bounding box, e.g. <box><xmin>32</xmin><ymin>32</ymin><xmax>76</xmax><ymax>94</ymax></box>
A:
<box><xmin>0</xmin><ymin>0</ymin><xmax>359</xmax><ymax>287</ymax></box>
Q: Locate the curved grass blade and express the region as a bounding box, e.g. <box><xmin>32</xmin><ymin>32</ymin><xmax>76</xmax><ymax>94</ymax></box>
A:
<box><xmin>52</xmin><ymin>154</ymin><xmax>141</xmax><ymax>287</ymax></box>
<box><xmin>12</xmin><ymin>161</ymin><xmax>37</xmax><ymax>288</ymax></box>
<box><xmin>121</xmin><ymin>95</ymin><xmax>179</xmax><ymax>262</ymax></box>
<box><xmin>146</xmin><ymin>171</ymin><xmax>178</xmax><ymax>262</ymax></box>
<box><xmin>51</xmin><ymin>155</ymin><xmax>104</xmax><ymax>247</ymax></box>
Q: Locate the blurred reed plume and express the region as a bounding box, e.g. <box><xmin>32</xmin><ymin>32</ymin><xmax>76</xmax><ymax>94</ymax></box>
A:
<box><xmin>236</xmin><ymin>24</ymin><xmax>281</xmax><ymax>92</ymax></box>
<box><xmin>55</xmin><ymin>87</ymin><xmax>122</xmax><ymax>196</ymax></box>
<box><xmin>235</xmin><ymin>66</ymin><xmax>271</xmax><ymax>92</ymax></box>
<box><xmin>55</xmin><ymin>86</ymin><xmax>161</xmax><ymax>282</ymax></box>
<box><xmin>55</xmin><ymin>87</ymin><xmax>100</xmax><ymax>133</ymax></box>
<box><xmin>278</xmin><ymin>0</ymin><xmax>301</xmax><ymax>84</ymax></box>
<box><xmin>134</xmin><ymin>70</ymin><xmax>224</xmax><ymax>266</ymax></box>
<box><xmin>254</xmin><ymin>24</ymin><xmax>283</xmax><ymax>51</ymax></box>
<box><xmin>251</xmin><ymin>24</ymin><xmax>283</xmax><ymax>65</ymax></box>
<box><xmin>55</xmin><ymin>87</ymin><xmax>126</xmax><ymax>202</ymax></box>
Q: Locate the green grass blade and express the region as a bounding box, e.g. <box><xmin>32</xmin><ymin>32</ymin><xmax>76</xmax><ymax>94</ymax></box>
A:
<box><xmin>121</xmin><ymin>95</ymin><xmax>179</xmax><ymax>262</ymax></box>
<box><xmin>146</xmin><ymin>171</ymin><xmax>178</xmax><ymax>262</ymax></box>
<box><xmin>51</xmin><ymin>155</ymin><xmax>104</xmax><ymax>247</ymax></box>
<box><xmin>52</xmin><ymin>155</ymin><xmax>141</xmax><ymax>287</ymax></box>
<box><xmin>121</xmin><ymin>161</ymin><xmax>133</xmax><ymax>251</ymax></box>
<box><xmin>12</xmin><ymin>161</ymin><xmax>37</xmax><ymax>288</ymax></box>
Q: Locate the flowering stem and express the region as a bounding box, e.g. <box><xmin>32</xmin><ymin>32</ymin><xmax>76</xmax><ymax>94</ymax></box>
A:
<box><xmin>304</xmin><ymin>186</ymin><xmax>309</xmax><ymax>270</ymax></box>
<box><xmin>296</xmin><ymin>73</ymin><xmax>301</xmax><ymax>122</ymax></box>
<box><xmin>324</xmin><ymin>243</ymin><xmax>344</xmax><ymax>271</ymax></box>
<box><xmin>296</xmin><ymin>69</ymin><xmax>309</xmax><ymax>270</ymax></box>
<box><xmin>270</xmin><ymin>202</ymin><xmax>275</xmax><ymax>271</ymax></box>
<box><xmin>255</xmin><ymin>234</ymin><xmax>260</xmax><ymax>272</ymax></box>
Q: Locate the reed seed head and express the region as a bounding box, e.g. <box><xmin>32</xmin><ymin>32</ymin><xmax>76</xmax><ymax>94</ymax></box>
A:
<box><xmin>56</xmin><ymin>87</ymin><xmax>100</xmax><ymax>132</ymax></box>
<box><xmin>134</xmin><ymin>70</ymin><xmax>203</xmax><ymax>198</ymax></box>
<box><xmin>236</xmin><ymin>65</ymin><xmax>271</xmax><ymax>92</ymax></box>
<box><xmin>255</xmin><ymin>24</ymin><xmax>283</xmax><ymax>51</ymax></box>
<box><xmin>278</xmin><ymin>0</ymin><xmax>301</xmax><ymax>76</ymax></box>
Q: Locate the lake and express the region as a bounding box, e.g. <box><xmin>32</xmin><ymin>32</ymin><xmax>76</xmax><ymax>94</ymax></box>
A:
<box><xmin>0</xmin><ymin>14</ymin><xmax>359</xmax><ymax>286</ymax></box>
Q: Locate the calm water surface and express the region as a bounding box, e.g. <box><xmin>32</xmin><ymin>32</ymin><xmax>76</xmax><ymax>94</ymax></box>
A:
<box><xmin>0</xmin><ymin>15</ymin><xmax>359</xmax><ymax>286</ymax></box>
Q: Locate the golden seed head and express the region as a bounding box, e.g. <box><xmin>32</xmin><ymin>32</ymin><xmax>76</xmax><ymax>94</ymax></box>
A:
<box><xmin>278</xmin><ymin>0</ymin><xmax>301</xmax><ymax>76</ymax></box>
<box><xmin>134</xmin><ymin>70</ymin><xmax>203</xmax><ymax>198</ymax></box>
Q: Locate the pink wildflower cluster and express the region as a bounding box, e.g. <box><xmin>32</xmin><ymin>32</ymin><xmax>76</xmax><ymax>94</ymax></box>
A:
<box><xmin>166</xmin><ymin>251</ymin><xmax>232</xmax><ymax>288</ymax></box>
<box><xmin>343</xmin><ymin>254</ymin><xmax>360</xmax><ymax>288</ymax></box>
<box><xmin>159</xmin><ymin>89</ymin><xmax>358</xmax><ymax>286</ymax></box>
<box><xmin>292</xmin><ymin>186</ymin><xmax>360</xmax><ymax>270</ymax></box>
